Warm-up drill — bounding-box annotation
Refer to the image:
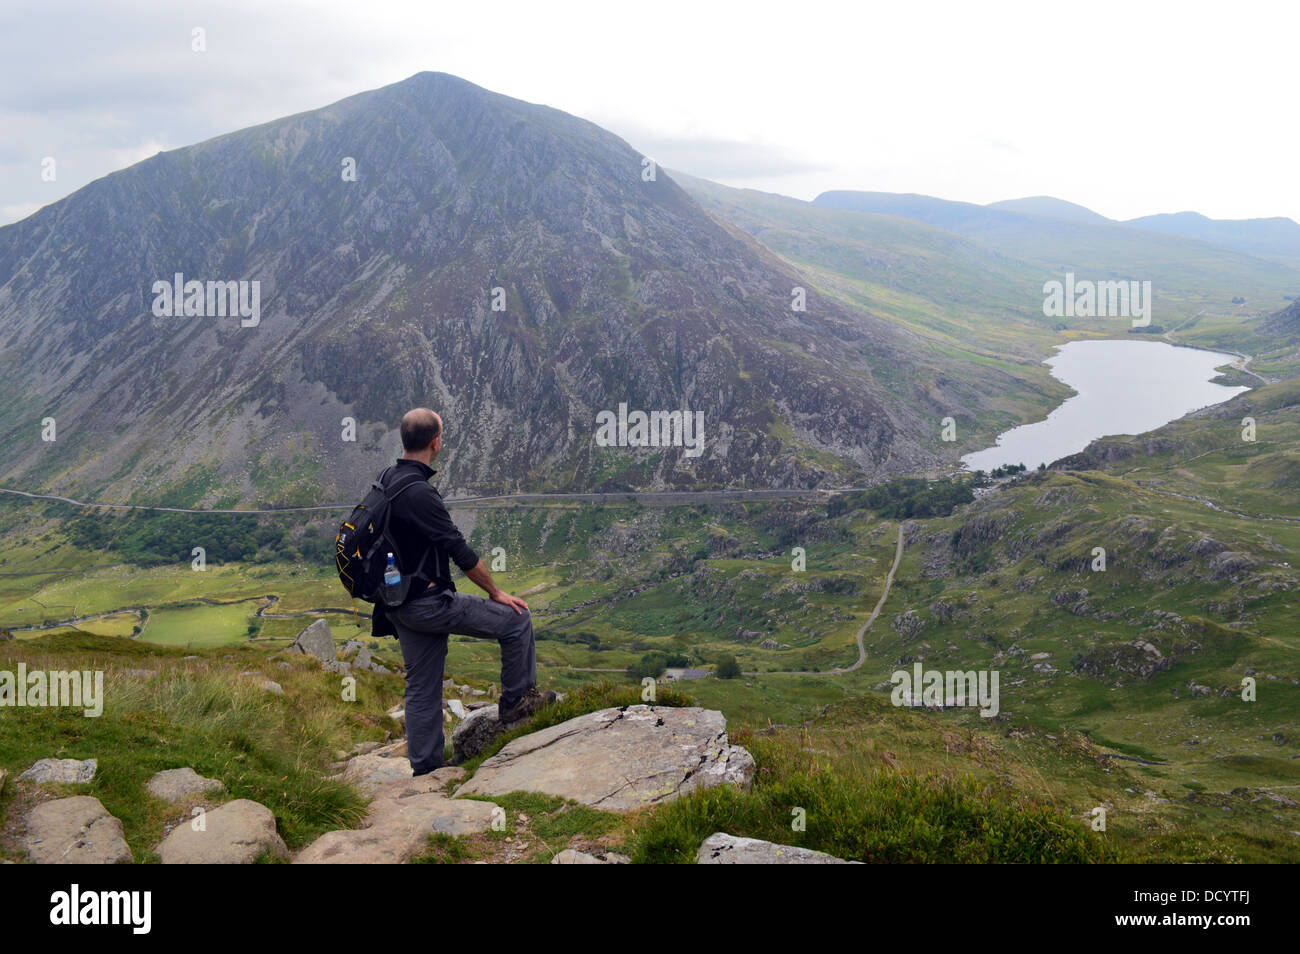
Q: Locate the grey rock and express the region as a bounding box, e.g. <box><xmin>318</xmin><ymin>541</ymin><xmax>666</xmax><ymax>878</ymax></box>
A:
<box><xmin>146</xmin><ymin>767</ymin><xmax>225</xmax><ymax>804</ymax></box>
<box><xmin>289</xmin><ymin>618</ymin><xmax>336</xmax><ymax>664</ymax></box>
<box><xmin>696</xmin><ymin>832</ymin><xmax>858</xmax><ymax>864</ymax></box>
<box><xmin>20</xmin><ymin>757</ymin><xmax>97</xmax><ymax>785</ymax></box>
<box><xmin>551</xmin><ymin>849</ymin><xmax>605</xmax><ymax>864</ymax></box>
<box><xmin>261</xmin><ymin>680</ymin><xmax>285</xmax><ymax>695</ymax></box>
<box><xmin>456</xmin><ymin>706</ymin><xmax>755</xmax><ymax>811</ymax></box>
<box><xmin>551</xmin><ymin>848</ymin><xmax>631</xmax><ymax>864</ymax></box>
<box><xmin>296</xmin><ymin>771</ymin><xmax>496</xmax><ymax>864</ymax></box>
<box><xmin>24</xmin><ymin>796</ymin><xmax>132</xmax><ymax>864</ymax></box>
<box><xmin>156</xmin><ymin>799</ymin><xmax>288</xmax><ymax>864</ymax></box>
<box><xmin>447</xmin><ymin>699</ymin><xmax>469</xmax><ymax>720</ymax></box>
<box><xmin>451</xmin><ymin>704</ymin><xmax>508</xmax><ymax>762</ymax></box>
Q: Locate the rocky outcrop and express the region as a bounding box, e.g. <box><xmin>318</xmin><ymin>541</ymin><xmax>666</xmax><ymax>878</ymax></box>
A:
<box><xmin>455</xmin><ymin>706</ymin><xmax>755</xmax><ymax>811</ymax></box>
<box><xmin>696</xmin><ymin>832</ymin><xmax>858</xmax><ymax>864</ymax></box>
<box><xmin>146</xmin><ymin>767</ymin><xmax>225</xmax><ymax>804</ymax></box>
<box><xmin>20</xmin><ymin>757</ymin><xmax>97</xmax><ymax>784</ymax></box>
<box><xmin>295</xmin><ymin>768</ymin><xmax>494</xmax><ymax>864</ymax></box>
<box><xmin>24</xmin><ymin>796</ymin><xmax>132</xmax><ymax>864</ymax></box>
<box><xmin>343</xmin><ymin>640</ymin><xmax>392</xmax><ymax>674</ymax></box>
<box><xmin>155</xmin><ymin>799</ymin><xmax>288</xmax><ymax>864</ymax></box>
<box><xmin>334</xmin><ymin>749</ymin><xmax>423</xmax><ymax>795</ymax></box>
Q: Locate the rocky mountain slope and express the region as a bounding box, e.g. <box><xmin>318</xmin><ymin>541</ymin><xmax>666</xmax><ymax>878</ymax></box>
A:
<box><xmin>0</xmin><ymin>72</ymin><xmax>975</xmax><ymax>505</ymax></box>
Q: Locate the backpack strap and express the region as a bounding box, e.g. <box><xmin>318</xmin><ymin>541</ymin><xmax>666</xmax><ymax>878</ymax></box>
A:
<box><xmin>375</xmin><ymin>467</ymin><xmax>435</xmax><ymax>580</ymax></box>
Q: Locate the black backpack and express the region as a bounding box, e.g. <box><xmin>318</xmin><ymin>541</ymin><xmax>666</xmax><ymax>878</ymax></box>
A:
<box><xmin>335</xmin><ymin>467</ymin><xmax>429</xmax><ymax>609</ymax></box>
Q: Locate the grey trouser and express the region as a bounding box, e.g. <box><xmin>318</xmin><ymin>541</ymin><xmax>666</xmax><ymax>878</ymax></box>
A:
<box><xmin>387</xmin><ymin>588</ymin><xmax>537</xmax><ymax>775</ymax></box>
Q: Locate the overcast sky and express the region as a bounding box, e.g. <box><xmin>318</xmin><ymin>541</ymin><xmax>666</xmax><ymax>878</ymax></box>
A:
<box><xmin>2</xmin><ymin>0</ymin><xmax>1298</xmax><ymax>227</ymax></box>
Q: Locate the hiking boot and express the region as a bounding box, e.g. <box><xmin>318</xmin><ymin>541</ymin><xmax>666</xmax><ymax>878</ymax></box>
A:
<box><xmin>499</xmin><ymin>687</ymin><xmax>556</xmax><ymax>724</ymax></box>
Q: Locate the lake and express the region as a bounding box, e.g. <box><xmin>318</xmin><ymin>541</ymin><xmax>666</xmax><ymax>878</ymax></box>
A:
<box><xmin>961</xmin><ymin>339</ymin><xmax>1250</xmax><ymax>473</ymax></box>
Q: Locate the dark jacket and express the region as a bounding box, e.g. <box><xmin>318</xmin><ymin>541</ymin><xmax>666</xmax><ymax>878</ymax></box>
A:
<box><xmin>370</xmin><ymin>458</ymin><xmax>479</xmax><ymax>637</ymax></box>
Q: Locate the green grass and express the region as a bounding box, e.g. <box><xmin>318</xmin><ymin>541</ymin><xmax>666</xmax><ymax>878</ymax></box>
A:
<box><xmin>0</xmin><ymin>631</ymin><xmax>402</xmax><ymax>860</ymax></box>
<box><xmin>140</xmin><ymin>603</ymin><xmax>254</xmax><ymax>647</ymax></box>
<box><xmin>629</xmin><ymin>768</ymin><xmax>1114</xmax><ymax>864</ymax></box>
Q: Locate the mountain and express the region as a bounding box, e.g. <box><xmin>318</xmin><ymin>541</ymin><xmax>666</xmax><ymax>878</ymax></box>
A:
<box><xmin>812</xmin><ymin>190</ymin><xmax>1036</xmax><ymax>236</ymax></box>
<box><xmin>674</xmin><ymin>172</ymin><xmax>1073</xmax><ymax>445</ymax></box>
<box><xmin>986</xmin><ymin>196</ymin><xmax>1112</xmax><ymax>225</ymax></box>
<box><xmin>812</xmin><ymin>189</ymin><xmax>1300</xmax><ymax>330</ymax></box>
<box><xmin>0</xmin><ymin>73</ymin><xmax>971</xmax><ymax>506</ymax></box>
<box><xmin>1123</xmin><ymin>210</ymin><xmax>1300</xmax><ymax>261</ymax></box>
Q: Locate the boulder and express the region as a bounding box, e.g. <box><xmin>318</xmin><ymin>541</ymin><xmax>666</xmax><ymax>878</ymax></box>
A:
<box><xmin>696</xmin><ymin>832</ymin><xmax>858</xmax><ymax>864</ymax></box>
<box><xmin>20</xmin><ymin>757</ymin><xmax>97</xmax><ymax>785</ymax></box>
<box><xmin>288</xmin><ymin>618</ymin><xmax>336</xmax><ymax>664</ymax></box>
<box><xmin>447</xmin><ymin>699</ymin><xmax>469</xmax><ymax>720</ymax></box>
<box><xmin>156</xmin><ymin>799</ymin><xmax>288</xmax><ymax>864</ymax></box>
<box><xmin>296</xmin><ymin>771</ymin><xmax>493</xmax><ymax>864</ymax></box>
<box><xmin>260</xmin><ymin>680</ymin><xmax>285</xmax><ymax>695</ymax></box>
<box><xmin>146</xmin><ymin>767</ymin><xmax>225</xmax><ymax>804</ymax></box>
<box><xmin>456</xmin><ymin>706</ymin><xmax>755</xmax><ymax>811</ymax></box>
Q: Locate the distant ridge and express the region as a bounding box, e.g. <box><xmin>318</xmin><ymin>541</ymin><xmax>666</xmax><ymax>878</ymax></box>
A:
<box><xmin>1123</xmin><ymin>210</ymin><xmax>1300</xmax><ymax>260</ymax></box>
<box><xmin>987</xmin><ymin>196</ymin><xmax>1112</xmax><ymax>225</ymax></box>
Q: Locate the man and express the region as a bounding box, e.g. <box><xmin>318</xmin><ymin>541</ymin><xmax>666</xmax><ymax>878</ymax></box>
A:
<box><xmin>372</xmin><ymin>407</ymin><xmax>554</xmax><ymax>776</ymax></box>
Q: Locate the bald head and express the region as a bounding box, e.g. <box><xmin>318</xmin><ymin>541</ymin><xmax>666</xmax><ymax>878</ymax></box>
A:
<box><xmin>400</xmin><ymin>408</ymin><xmax>443</xmax><ymax>452</ymax></box>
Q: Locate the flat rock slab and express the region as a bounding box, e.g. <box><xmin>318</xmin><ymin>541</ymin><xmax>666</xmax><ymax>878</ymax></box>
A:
<box><xmin>20</xmin><ymin>758</ymin><xmax>97</xmax><ymax>784</ymax></box>
<box><xmin>696</xmin><ymin>832</ymin><xmax>859</xmax><ymax>864</ymax></box>
<box><xmin>551</xmin><ymin>848</ymin><xmax>631</xmax><ymax>864</ymax></box>
<box><xmin>156</xmin><ymin>799</ymin><xmax>288</xmax><ymax>864</ymax></box>
<box><xmin>296</xmin><ymin>771</ymin><xmax>493</xmax><ymax>864</ymax></box>
<box><xmin>24</xmin><ymin>796</ymin><xmax>132</xmax><ymax>864</ymax></box>
<box><xmin>456</xmin><ymin>706</ymin><xmax>755</xmax><ymax>811</ymax></box>
<box><xmin>147</xmin><ymin>767</ymin><xmax>225</xmax><ymax>803</ymax></box>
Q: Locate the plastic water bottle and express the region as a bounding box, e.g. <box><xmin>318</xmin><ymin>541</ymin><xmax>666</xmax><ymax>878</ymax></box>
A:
<box><xmin>383</xmin><ymin>553</ymin><xmax>401</xmax><ymax>588</ymax></box>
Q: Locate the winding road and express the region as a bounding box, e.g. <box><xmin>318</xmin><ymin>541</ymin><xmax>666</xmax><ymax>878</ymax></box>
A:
<box><xmin>757</xmin><ymin>521</ymin><xmax>906</xmax><ymax>677</ymax></box>
<box><xmin>837</xmin><ymin>523</ymin><xmax>905</xmax><ymax>673</ymax></box>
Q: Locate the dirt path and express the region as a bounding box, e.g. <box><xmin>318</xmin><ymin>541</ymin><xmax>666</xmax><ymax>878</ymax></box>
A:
<box><xmin>756</xmin><ymin>522</ymin><xmax>906</xmax><ymax>677</ymax></box>
<box><xmin>836</xmin><ymin>523</ymin><xmax>905</xmax><ymax>674</ymax></box>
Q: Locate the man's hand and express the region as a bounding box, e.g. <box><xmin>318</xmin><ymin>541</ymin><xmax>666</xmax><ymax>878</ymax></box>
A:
<box><xmin>466</xmin><ymin>558</ymin><xmax>527</xmax><ymax>613</ymax></box>
<box><xmin>490</xmin><ymin>590</ymin><xmax>529</xmax><ymax>615</ymax></box>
